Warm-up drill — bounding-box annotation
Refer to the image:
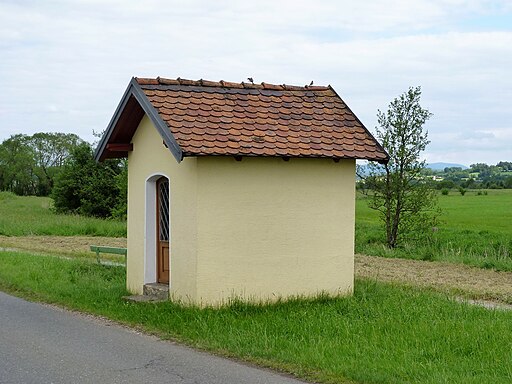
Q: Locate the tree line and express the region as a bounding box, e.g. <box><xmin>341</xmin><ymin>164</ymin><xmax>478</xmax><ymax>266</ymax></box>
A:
<box><xmin>0</xmin><ymin>133</ymin><xmax>126</xmax><ymax>219</ymax></box>
<box><xmin>424</xmin><ymin>162</ymin><xmax>512</xmax><ymax>190</ymax></box>
<box><xmin>0</xmin><ymin>133</ymin><xmax>83</xmax><ymax>196</ymax></box>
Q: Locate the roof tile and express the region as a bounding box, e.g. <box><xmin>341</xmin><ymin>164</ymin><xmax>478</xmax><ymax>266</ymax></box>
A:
<box><xmin>133</xmin><ymin>77</ymin><xmax>388</xmax><ymax>162</ymax></box>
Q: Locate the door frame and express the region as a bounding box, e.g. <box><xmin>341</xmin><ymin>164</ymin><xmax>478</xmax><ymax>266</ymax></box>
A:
<box><xmin>156</xmin><ymin>177</ymin><xmax>170</xmax><ymax>284</ymax></box>
<box><xmin>144</xmin><ymin>174</ymin><xmax>171</xmax><ymax>286</ymax></box>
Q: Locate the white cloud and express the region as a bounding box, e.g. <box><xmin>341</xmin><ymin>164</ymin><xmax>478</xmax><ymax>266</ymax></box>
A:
<box><xmin>0</xmin><ymin>0</ymin><xmax>511</xmax><ymax>163</ymax></box>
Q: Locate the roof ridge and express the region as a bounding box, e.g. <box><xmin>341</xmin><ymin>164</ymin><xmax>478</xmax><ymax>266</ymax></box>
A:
<box><xmin>97</xmin><ymin>76</ymin><xmax>389</xmax><ymax>163</ymax></box>
<box><xmin>135</xmin><ymin>77</ymin><xmax>330</xmax><ymax>91</ymax></box>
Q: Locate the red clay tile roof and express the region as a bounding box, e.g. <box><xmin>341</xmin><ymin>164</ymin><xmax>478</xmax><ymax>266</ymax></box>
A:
<box><xmin>96</xmin><ymin>77</ymin><xmax>388</xmax><ymax>163</ymax></box>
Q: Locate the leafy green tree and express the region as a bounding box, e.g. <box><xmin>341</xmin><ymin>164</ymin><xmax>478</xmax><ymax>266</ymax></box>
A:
<box><xmin>26</xmin><ymin>132</ymin><xmax>84</xmax><ymax>195</ymax></box>
<box><xmin>461</xmin><ymin>177</ymin><xmax>476</xmax><ymax>189</ymax></box>
<box><xmin>497</xmin><ymin>161</ymin><xmax>512</xmax><ymax>171</ymax></box>
<box><xmin>366</xmin><ymin>86</ymin><xmax>438</xmax><ymax>248</ymax></box>
<box><xmin>52</xmin><ymin>143</ymin><xmax>125</xmax><ymax>218</ymax></box>
<box><xmin>436</xmin><ymin>179</ymin><xmax>455</xmax><ymax>190</ymax></box>
<box><xmin>110</xmin><ymin>159</ymin><xmax>128</xmax><ymax>220</ymax></box>
<box><xmin>0</xmin><ymin>134</ymin><xmax>37</xmax><ymax>195</ymax></box>
<box><xmin>470</xmin><ymin>163</ymin><xmax>490</xmax><ymax>173</ymax></box>
<box><xmin>0</xmin><ymin>132</ymin><xmax>84</xmax><ymax>196</ymax></box>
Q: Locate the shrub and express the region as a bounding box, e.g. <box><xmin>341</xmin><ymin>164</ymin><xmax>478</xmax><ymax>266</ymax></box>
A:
<box><xmin>458</xmin><ymin>187</ymin><xmax>466</xmax><ymax>196</ymax></box>
<box><xmin>52</xmin><ymin>143</ymin><xmax>126</xmax><ymax>218</ymax></box>
<box><xmin>436</xmin><ymin>179</ymin><xmax>455</xmax><ymax>190</ymax></box>
<box><xmin>441</xmin><ymin>188</ymin><xmax>449</xmax><ymax>195</ymax></box>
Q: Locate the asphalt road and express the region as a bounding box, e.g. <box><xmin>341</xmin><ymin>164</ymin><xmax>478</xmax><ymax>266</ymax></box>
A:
<box><xmin>0</xmin><ymin>292</ymin><xmax>307</xmax><ymax>384</ymax></box>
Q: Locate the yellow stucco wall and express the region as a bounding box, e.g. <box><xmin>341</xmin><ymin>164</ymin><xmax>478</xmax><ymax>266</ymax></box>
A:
<box><xmin>195</xmin><ymin>157</ymin><xmax>355</xmax><ymax>305</ymax></box>
<box><xmin>127</xmin><ymin>115</ymin><xmax>198</xmax><ymax>300</ymax></box>
<box><xmin>127</xmin><ymin>115</ymin><xmax>355</xmax><ymax>306</ymax></box>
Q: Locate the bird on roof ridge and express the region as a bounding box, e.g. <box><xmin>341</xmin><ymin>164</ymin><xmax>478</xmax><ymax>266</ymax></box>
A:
<box><xmin>247</xmin><ymin>77</ymin><xmax>254</xmax><ymax>84</ymax></box>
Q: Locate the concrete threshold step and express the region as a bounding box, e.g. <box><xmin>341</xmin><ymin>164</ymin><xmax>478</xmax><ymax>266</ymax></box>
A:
<box><xmin>143</xmin><ymin>283</ymin><xmax>169</xmax><ymax>299</ymax></box>
<box><xmin>122</xmin><ymin>294</ymin><xmax>165</xmax><ymax>303</ymax></box>
<box><xmin>123</xmin><ymin>283</ymin><xmax>169</xmax><ymax>303</ymax></box>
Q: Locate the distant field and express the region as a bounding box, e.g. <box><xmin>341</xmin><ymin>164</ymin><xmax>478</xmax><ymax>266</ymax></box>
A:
<box><xmin>0</xmin><ymin>192</ymin><xmax>126</xmax><ymax>237</ymax></box>
<box><xmin>356</xmin><ymin>189</ymin><xmax>512</xmax><ymax>271</ymax></box>
<box><xmin>437</xmin><ymin>189</ymin><xmax>511</xmax><ymax>234</ymax></box>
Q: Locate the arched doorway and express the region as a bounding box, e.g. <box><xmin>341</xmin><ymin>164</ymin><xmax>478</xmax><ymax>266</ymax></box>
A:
<box><xmin>156</xmin><ymin>177</ymin><xmax>170</xmax><ymax>284</ymax></box>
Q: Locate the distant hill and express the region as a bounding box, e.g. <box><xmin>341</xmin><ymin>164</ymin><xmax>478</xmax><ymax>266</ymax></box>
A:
<box><xmin>426</xmin><ymin>162</ymin><xmax>469</xmax><ymax>171</ymax></box>
<box><xmin>356</xmin><ymin>162</ymin><xmax>469</xmax><ymax>178</ymax></box>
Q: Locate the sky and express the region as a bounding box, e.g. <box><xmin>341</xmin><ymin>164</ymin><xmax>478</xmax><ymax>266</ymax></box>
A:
<box><xmin>1</xmin><ymin>0</ymin><xmax>511</xmax><ymax>166</ymax></box>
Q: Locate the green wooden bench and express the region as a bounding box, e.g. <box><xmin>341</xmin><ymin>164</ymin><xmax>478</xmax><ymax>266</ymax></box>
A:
<box><xmin>90</xmin><ymin>245</ymin><xmax>127</xmax><ymax>265</ymax></box>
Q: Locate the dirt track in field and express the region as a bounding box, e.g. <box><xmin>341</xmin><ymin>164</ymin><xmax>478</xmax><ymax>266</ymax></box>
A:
<box><xmin>0</xmin><ymin>235</ymin><xmax>126</xmax><ymax>257</ymax></box>
<box><xmin>356</xmin><ymin>254</ymin><xmax>512</xmax><ymax>304</ymax></box>
<box><xmin>1</xmin><ymin>235</ymin><xmax>510</xmax><ymax>304</ymax></box>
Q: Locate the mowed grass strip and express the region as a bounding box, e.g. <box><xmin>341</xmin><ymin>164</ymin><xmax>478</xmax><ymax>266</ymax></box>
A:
<box><xmin>356</xmin><ymin>189</ymin><xmax>512</xmax><ymax>271</ymax></box>
<box><xmin>0</xmin><ymin>192</ymin><xmax>125</xmax><ymax>237</ymax></box>
<box><xmin>1</xmin><ymin>251</ymin><xmax>511</xmax><ymax>384</ymax></box>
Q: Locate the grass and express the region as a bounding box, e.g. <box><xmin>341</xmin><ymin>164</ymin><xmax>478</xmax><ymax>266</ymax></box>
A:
<box><xmin>1</xmin><ymin>188</ymin><xmax>511</xmax><ymax>271</ymax></box>
<box><xmin>356</xmin><ymin>189</ymin><xmax>512</xmax><ymax>271</ymax></box>
<box><xmin>0</xmin><ymin>251</ymin><xmax>511</xmax><ymax>384</ymax></box>
<box><xmin>0</xmin><ymin>191</ymin><xmax>126</xmax><ymax>237</ymax></box>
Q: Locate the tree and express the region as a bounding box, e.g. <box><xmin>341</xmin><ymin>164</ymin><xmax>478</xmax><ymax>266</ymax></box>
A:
<box><xmin>470</xmin><ymin>163</ymin><xmax>490</xmax><ymax>173</ymax></box>
<box><xmin>52</xmin><ymin>142</ymin><xmax>125</xmax><ymax>218</ymax></box>
<box><xmin>436</xmin><ymin>179</ymin><xmax>455</xmax><ymax>190</ymax></box>
<box><xmin>0</xmin><ymin>134</ymin><xmax>37</xmax><ymax>195</ymax></box>
<box><xmin>110</xmin><ymin>159</ymin><xmax>128</xmax><ymax>220</ymax></box>
<box><xmin>366</xmin><ymin>86</ymin><xmax>438</xmax><ymax>248</ymax></box>
<box><xmin>26</xmin><ymin>132</ymin><xmax>84</xmax><ymax>195</ymax></box>
<box><xmin>0</xmin><ymin>132</ymin><xmax>84</xmax><ymax>196</ymax></box>
<box><xmin>497</xmin><ymin>161</ymin><xmax>512</xmax><ymax>171</ymax></box>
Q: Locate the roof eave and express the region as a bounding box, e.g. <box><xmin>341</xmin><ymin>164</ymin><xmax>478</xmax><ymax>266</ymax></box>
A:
<box><xmin>94</xmin><ymin>80</ymin><xmax>135</xmax><ymax>162</ymax></box>
<box><xmin>181</xmin><ymin>152</ymin><xmax>389</xmax><ymax>163</ymax></box>
<box><xmin>94</xmin><ymin>78</ymin><xmax>183</xmax><ymax>163</ymax></box>
<box><xmin>327</xmin><ymin>85</ymin><xmax>390</xmax><ymax>163</ymax></box>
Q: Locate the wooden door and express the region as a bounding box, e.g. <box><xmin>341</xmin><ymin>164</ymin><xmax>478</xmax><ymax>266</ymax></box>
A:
<box><xmin>156</xmin><ymin>177</ymin><xmax>170</xmax><ymax>284</ymax></box>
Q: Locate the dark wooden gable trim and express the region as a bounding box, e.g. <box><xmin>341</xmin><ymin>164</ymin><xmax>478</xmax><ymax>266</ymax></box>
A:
<box><xmin>106</xmin><ymin>143</ymin><xmax>134</xmax><ymax>152</ymax></box>
<box><xmin>94</xmin><ymin>78</ymin><xmax>183</xmax><ymax>163</ymax></box>
<box><xmin>94</xmin><ymin>80</ymin><xmax>137</xmax><ymax>162</ymax></box>
<box><xmin>129</xmin><ymin>79</ymin><xmax>183</xmax><ymax>162</ymax></box>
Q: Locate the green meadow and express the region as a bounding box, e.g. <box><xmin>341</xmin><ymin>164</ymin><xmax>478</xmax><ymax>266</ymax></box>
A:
<box><xmin>356</xmin><ymin>189</ymin><xmax>512</xmax><ymax>271</ymax></box>
<box><xmin>0</xmin><ymin>191</ymin><xmax>126</xmax><ymax>237</ymax></box>
<box><xmin>1</xmin><ymin>188</ymin><xmax>511</xmax><ymax>271</ymax></box>
<box><xmin>1</xmin><ymin>251</ymin><xmax>511</xmax><ymax>384</ymax></box>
